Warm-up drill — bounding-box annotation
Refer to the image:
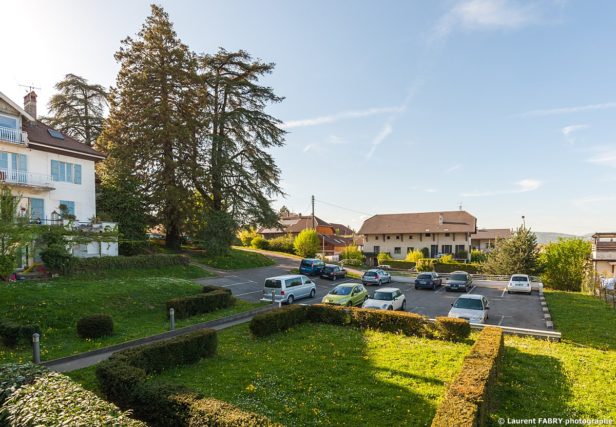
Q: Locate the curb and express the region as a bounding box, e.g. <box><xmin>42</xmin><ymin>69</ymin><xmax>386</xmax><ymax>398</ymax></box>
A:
<box><xmin>41</xmin><ymin>305</ymin><xmax>275</xmax><ymax>370</ymax></box>
<box><xmin>538</xmin><ymin>286</ymin><xmax>554</xmax><ymax>330</ymax></box>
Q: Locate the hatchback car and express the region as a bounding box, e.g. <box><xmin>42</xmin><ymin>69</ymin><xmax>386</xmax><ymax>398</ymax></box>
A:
<box><xmin>445</xmin><ymin>271</ymin><xmax>472</xmax><ymax>292</ymax></box>
<box><xmin>261</xmin><ymin>275</ymin><xmax>316</xmax><ymax>305</ymax></box>
<box><xmin>320</xmin><ymin>264</ymin><xmax>347</xmax><ymax>280</ymax></box>
<box><xmin>299</xmin><ymin>258</ymin><xmax>325</xmax><ymax>276</ymax></box>
<box><xmin>507</xmin><ymin>274</ymin><xmax>532</xmax><ymax>295</ymax></box>
<box><xmin>362</xmin><ymin>269</ymin><xmax>392</xmax><ymax>286</ymax></box>
<box><xmin>448</xmin><ymin>294</ymin><xmax>490</xmax><ymax>324</ymax></box>
<box><xmin>321</xmin><ymin>283</ymin><xmax>368</xmax><ymax>307</ymax></box>
<box><xmin>362</xmin><ymin>287</ymin><xmax>406</xmax><ymax>311</ymax></box>
<box><xmin>414</xmin><ymin>272</ymin><xmax>442</xmax><ymax>290</ymax></box>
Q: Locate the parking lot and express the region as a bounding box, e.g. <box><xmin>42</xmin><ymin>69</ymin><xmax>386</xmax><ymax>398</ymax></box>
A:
<box><xmin>196</xmin><ymin>255</ymin><xmax>549</xmax><ymax>331</ymax></box>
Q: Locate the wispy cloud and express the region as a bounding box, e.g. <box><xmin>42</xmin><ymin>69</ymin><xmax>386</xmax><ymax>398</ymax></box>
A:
<box><xmin>365</xmin><ymin>122</ymin><xmax>393</xmax><ymax>160</ymax></box>
<box><xmin>520</xmin><ymin>102</ymin><xmax>616</xmax><ymax>117</ymax></box>
<box><xmin>302</xmin><ymin>143</ymin><xmax>324</xmax><ymax>153</ymax></box>
<box><xmin>588</xmin><ymin>148</ymin><xmax>616</xmax><ymax>167</ymax></box>
<box><xmin>561</xmin><ymin>124</ymin><xmax>589</xmax><ymax>144</ymax></box>
<box><xmin>282</xmin><ymin>106</ymin><xmax>404</xmax><ymax>129</ymax></box>
<box><xmin>461</xmin><ymin>179</ymin><xmax>542</xmax><ymax>197</ymax></box>
<box><xmin>445</xmin><ymin>164</ymin><xmax>462</xmax><ymax>174</ymax></box>
<box><xmin>434</xmin><ymin>0</ymin><xmax>540</xmax><ymax>40</ymax></box>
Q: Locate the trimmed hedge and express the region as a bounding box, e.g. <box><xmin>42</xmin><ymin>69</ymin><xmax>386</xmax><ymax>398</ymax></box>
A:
<box><xmin>0</xmin><ymin>320</ymin><xmax>41</xmax><ymax>347</ymax></box>
<box><xmin>3</xmin><ymin>370</ymin><xmax>144</xmax><ymax>426</ymax></box>
<box><xmin>69</xmin><ymin>254</ymin><xmax>190</xmax><ymax>274</ymax></box>
<box><xmin>0</xmin><ymin>363</ymin><xmax>47</xmax><ymax>424</ymax></box>
<box><xmin>166</xmin><ymin>291</ymin><xmax>234</xmax><ymax>320</ymax></box>
<box><xmin>201</xmin><ymin>285</ymin><xmax>232</xmax><ymax>295</ymax></box>
<box><xmin>76</xmin><ymin>314</ymin><xmax>114</xmax><ymax>339</ymax></box>
<box><xmin>435</xmin><ymin>317</ymin><xmax>471</xmax><ymax>342</ymax></box>
<box><xmin>434</xmin><ymin>262</ymin><xmax>482</xmax><ymax>274</ymax></box>
<box><xmin>249</xmin><ymin>306</ymin><xmax>308</xmax><ymax>337</ymax></box>
<box><xmin>384</xmin><ymin>260</ymin><xmax>417</xmax><ymax>270</ymax></box>
<box><xmin>431</xmin><ymin>327</ymin><xmax>504</xmax><ymax>427</ymax></box>
<box><xmin>95</xmin><ymin>328</ymin><xmax>274</xmax><ymax>427</ymax></box>
<box><xmin>351</xmin><ymin>308</ymin><xmax>430</xmax><ymax>337</ymax></box>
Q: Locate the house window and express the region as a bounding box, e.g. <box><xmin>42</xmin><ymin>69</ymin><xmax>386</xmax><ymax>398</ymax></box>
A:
<box><xmin>445</xmin><ymin>233</ymin><xmax>450</xmax><ymax>237</ymax></box>
<box><xmin>396</xmin><ymin>235</ymin><xmax>400</xmax><ymax>240</ymax></box>
<box><xmin>407</xmin><ymin>247</ymin><xmax>414</xmax><ymax>253</ymax></box>
<box><xmin>425</xmin><ymin>233</ymin><xmax>431</xmax><ymax>237</ymax></box>
<box><xmin>387</xmin><ymin>236</ymin><xmax>390</xmax><ymax>240</ymax></box>
<box><xmin>59</xmin><ymin>200</ymin><xmax>75</xmax><ymax>217</ymax></box>
<box><xmin>51</xmin><ymin>160</ymin><xmax>82</xmax><ymax>184</ymax></box>
<box><xmin>442</xmin><ymin>245</ymin><xmax>452</xmax><ymax>254</ymax></box>
<box><xmin>373</xmin><ymin>246</ymin><xmax>380</xmax><ymax>253</ymax></box>
<box><xmin>0</xmin><ymin>114</ymin><xmax>18</xmax><ymax>143</ymax></box>
<box><xmin>29</xmin><ymin>198</ymin><xmax>44</xmax><ymax>222</ymax></box>
<box><xmin>0</xmin><ymin>152</ymin><xmax>27</xmax><ymax>183</ymax></box>
<box><xmin>375</xmin><ymin>236</ymin><xmax>379</xmax><ymax>240</ymax></box>
<box><xmin>455</xmin><ymin>245</ymin><xmax>465</xmax><ymax>255</ymax></box>
<box><xmin>394</xmin><ymin>247</ymin><xmax>401</xmax><ymax>254</ymax></box>
<box><xmin>365</xmin><ymin>236</ymin><xmax>368</xmax><ymax>242</ymax></box>
<box><xmin>408</xmin><ymin>235</ymin><xmax>413</xmax><ymax>239</ymax></box>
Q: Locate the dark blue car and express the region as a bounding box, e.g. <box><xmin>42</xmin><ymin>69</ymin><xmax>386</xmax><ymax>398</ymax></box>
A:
<box><xmin>299</xmin><ymin>258</ymin><xmax>325</xmax><ymax>276</ymax></box>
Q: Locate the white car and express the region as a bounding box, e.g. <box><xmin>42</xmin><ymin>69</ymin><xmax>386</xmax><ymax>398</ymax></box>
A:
<box><xmin>448</xmin><ymin>294</ymin><xmax>490</xmax><ymax>324</ymax></box>
<box><xmin>362</xmin><ymin>287</ymin><xmax>406</xmax><ymax>311</ymax></box>
<box><xmin>507</xmin><ymin>274</ymin><xmax>532</xmax><ymax>295</ymax></box>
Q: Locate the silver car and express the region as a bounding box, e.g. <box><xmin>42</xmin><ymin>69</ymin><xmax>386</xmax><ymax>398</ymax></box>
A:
<box><xmin>362</xmin><ymin>269</ymin><xmax>392</xmax><ymax>286</ymax></box>
<box><xmin>261</xmin><ymin>274</ymin><xmax>316</xmax><ymax>304</ymax></box>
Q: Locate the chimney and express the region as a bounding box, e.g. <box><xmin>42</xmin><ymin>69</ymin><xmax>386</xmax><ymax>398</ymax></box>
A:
<box><xmin>24</xmin><ymin>91</ymin><xmax>37</xmax><ymax>120</ymax></box>
<box><xmin>439</xmin><ymin>213</ymin><xmax>444</xmax><ymax>225</ymax></box>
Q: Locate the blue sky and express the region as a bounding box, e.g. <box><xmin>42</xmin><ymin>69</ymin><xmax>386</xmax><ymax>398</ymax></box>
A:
<box><xmin>3</xmin><ymin>0</ymin><xmax>616</xmax><ymax>235</ymax></box>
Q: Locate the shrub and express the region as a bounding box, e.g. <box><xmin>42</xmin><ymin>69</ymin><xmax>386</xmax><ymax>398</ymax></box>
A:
<box><xmin>0</xmin><ymin>255</ymin><xmax>15</xmax><ymax>282</ymax></box>
<box><xmin>251</xmin><ymin>236</ymin><xmax>269</xmax><ymax>250</ymax></box>
<box><xmin>340</xmin><ymin>258</ymin><xmax>362</xmax><ymax>267</ymax></box>
<box><xmin>76</xmin><ymin>314</ymin><xmax>114</xmax><ymax>339</ymax></box>
<box><xmin>431</xmin><ymin>327</ymin><xmax>504</xmax><ymax>427</ymax></box>
<box><xmin>455</xmin><ymin>250</ymin><xmax>468</xmax><ymax>260</ymax></box>
<box><xmin>377</xmin><ymin>252</ymin><xmax>393</xmax><ymax>265</ymax></box>
<box><xmin>128</xmin><ymin>382</ymin><xmax>195</xmax><ymax>427</ymax></box>
<box><xmin>351</xmin><ymin>308</ymin><xmax>431</xmax><ymax>337</ymax></box>
<box><xmin>339</xmin><ymin>245</ymin><xmax>363</xmax><ymax>261</ymax></box>
<box><xmin>434</xmin><ymin>262</ymin><xmax>482</xmax><ymax>274</ymax></box>
<box><xmin>166</xmin><ymin>291</ymin><xmax>234</xmax><ymax>320</ymax></box>
<box><xmin>267</xmin><ymin>235</ymin><xmax>295</xmax><ymax>254</ymax></box>
<box><xmin>435</xmin><ymin>317</ymin><xmax>471</xmax><ymax>342</ymax></box>
<box><xmin>0</xmin><ymin>320</ymin><xmax>41</xmax><ymax>347</ymax></box>
<box><xmin>249</xmin><ymin>306</ymin><xmax>308</xmax><ymax>337</ymax></box>
<box><xmin>306</xmin><ymin>304</ymin><xmax>352</xmax><ymax>326</ymax></box>
<box><xmin>439</xmin><ymin>254</ymin><xmax>454</xmax><ymax>264</ymax></box>
<box><xmin>3</xmin><ymin>371</ymin><xmax>144</xmax><ymax>426</ymax></box>
<box><xmin>201</xmin><ymin>285</ymin><xmax>232</xmax><ymax>295</ymax></box>
<box><xmin>383</xmin><ymin>260</ymin><xmax>416</xmax><ymax>270</ymax></box>
<box><xmin>184</xmin><ymin>396</ymin><xmax>277</xmax><ymax>426</ymax></box>
<box><xmin>40</xmin><ymin>244</ymin><xmax>73</xmax><ymax>274</ymax></box>
<box><xmin>237</xmin><ymin>228</ymin><xmax>259</xmax><ymax>247</ymax></box>
<box><xmin>0</xmin><ymin>363</ymin><xmax>47</xmax><ymax>424</ymax></box>
<box><xmin>405</xmin><ymin>249</ymin><xmax>424</xmax><ymax>263</ymax></box>
<box><xmin>96</xmin><ymin>357</ymin><xmax>146</xmax><ymax>407</ymax></box>
<box><xmin>470</xmin><ymin>249</ymin><xmax>487</xmax><ymax>264</ymax></box>
<box><xmin>293</xmin><ymin>229</ymin><xmax>320</xmax><ymax>258</ymax></box>
<box><xmin>417</xmin><ymin>258</ymin><xmax>436</xmax><ymax>272</ymax></box>
<box><xmin>69</xmin><ymin>254</ymin><xmax>189</xmax><ymax>274</ymax></box>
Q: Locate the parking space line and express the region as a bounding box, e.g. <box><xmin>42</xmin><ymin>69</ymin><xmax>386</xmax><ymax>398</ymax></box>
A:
<box><xmin>468</xmin><ymin>286</ymin><xmax>476</xmax><ymax>294</ymax></box>
<box><xmin>498</xmin><ymin>315</ymin><xmax>505</xmax><ymax>326</ymax></box>
<box><xmin>501</xmin><ymin>288</ymin><xmax>507</xmax><ymax>298</ymax></box>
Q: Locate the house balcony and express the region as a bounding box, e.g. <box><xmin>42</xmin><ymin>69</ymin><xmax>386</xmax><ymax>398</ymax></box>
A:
<box><xmin>0</xmin><ymin>126</ymin><xmax>28</xmax><ymax>145</ymax></box>
<box><xmin>592</xmin><ymin>242</ymin><xmax>616</xmax><ymax>261</ymax></box>
<box><xmin>0</xmin><ymin>168</ymin><xmax>55</xmax><ymax>191</ymax></box>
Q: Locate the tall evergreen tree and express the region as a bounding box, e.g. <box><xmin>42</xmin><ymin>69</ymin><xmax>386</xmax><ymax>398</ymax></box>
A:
<box><xmin>42</xmin><ymin>74</ymin><xmax>108</xmax><ymax>146</ymax></box>
<box><xmin>483</xmin><ymin>226</ymin><xmax>540</xmax><ymax>275</ymax></box>
<box><xmin>98</xmin><ymin>5</ymin><xmax>199</xmax><ymax>249</ymax></box>
<box><xmin>184</xmin><ymin>49</ymin><xmax>285</xmax><ymax>254</ymax></box>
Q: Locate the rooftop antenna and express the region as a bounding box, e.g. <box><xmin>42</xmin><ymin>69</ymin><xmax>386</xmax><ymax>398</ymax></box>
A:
<box><xmin>18</xmin><ymin>84</ymin><xmax>41</xmax><ymax>93</ymax></box>
<box><xmin>458</xmin><ymin>201</ymin><xmax>463</xmax><ymax>211</ymax></box>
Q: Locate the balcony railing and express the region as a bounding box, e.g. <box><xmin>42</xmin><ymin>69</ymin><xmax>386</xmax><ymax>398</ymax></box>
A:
<box><xmin>0</xmin><ymin>126</ymin><xmax>27</xmax><ymax>145</ymax></box>
<box><xmin>593</xmin><ymin>242</ymin><xmax>616</xmax><ymax>251</ymax></box>
<box><xmin>0</xmin><ymin>168</ymin><xmax>54</xmax><ymax>189</ymax></box>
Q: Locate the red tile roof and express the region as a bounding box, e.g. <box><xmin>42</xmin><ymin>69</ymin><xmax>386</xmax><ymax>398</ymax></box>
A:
<box><xmin>24</xmin><ymin>121</ymin><xmax>105</xmax><ymax>160</ymax></box>
<box><xmin>358</xmin><ymin>211</ymin><xmax>477</xmax><ymax>234</ymax></box>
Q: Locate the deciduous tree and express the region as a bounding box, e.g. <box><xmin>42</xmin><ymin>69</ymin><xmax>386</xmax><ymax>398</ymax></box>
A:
<box><xmin>294</xmin><ymin>229</ymin><xmax>320</xmax><ymax>258</ymax></box>
<box><xmin>540</xmin><ymin>238</ymin><xmax>592</xmax><ymax>291</ymax></box>
<box><xmin>0</xmin><ymin>185</ymin><xmax>33</xmax><ymax>280</ymax></box>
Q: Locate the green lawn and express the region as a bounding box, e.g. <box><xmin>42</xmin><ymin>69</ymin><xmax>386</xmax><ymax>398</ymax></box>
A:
<box><xmin>0</xmin><ymin>266</ymin><xmax>261</xmax><ymax>364</ymax></box>
<box><xmin>153</xmin><ymin>323</ymin><xmax>471</xmax><ymax>426</ymax></box>
<box><xmin>489</xmin><ymin>291</ymin><xmax>616</xmax><ymax>424</ymax></box>
<box><xmin>190</xmin><ymin>248</ymin><xmax>275</xmax><ymax>270</ymax></box>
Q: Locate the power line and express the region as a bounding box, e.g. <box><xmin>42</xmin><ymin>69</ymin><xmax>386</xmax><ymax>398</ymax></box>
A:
<box><xmin>314</xmin><ymin>198</ymin><xmax>373</xmax><ymax>217</ymax></box>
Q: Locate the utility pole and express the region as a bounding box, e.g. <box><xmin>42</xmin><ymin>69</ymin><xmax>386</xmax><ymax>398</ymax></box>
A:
<box><xmin>312</xmin><ymin>195</ymin><xmax>316</xmax><ymax>229</ymax></box>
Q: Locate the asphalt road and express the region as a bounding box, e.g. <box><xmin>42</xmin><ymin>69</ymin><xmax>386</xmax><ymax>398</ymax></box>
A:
<box><xmin>196</xmin><ymin>254</ymin><xmax>548</xmax><ymax>331</ymax></box>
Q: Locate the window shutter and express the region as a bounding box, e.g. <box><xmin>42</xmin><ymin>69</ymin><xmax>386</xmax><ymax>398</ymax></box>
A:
<box><xmin>66</xmin><ymin>163</ymin><xmax>73</xmax><ymax>183</ymax></box>
<box><xmin>51</xmin><ymin>160</ymin><xmax>59</xmax><ymax>181</ymax></box>
<box><xmin>18</xmin><ymin>154</ymin><xmax>27</xmax><ymax>172</ymax></box>
<box><xmin>58</xmin><ymin>162</ymin><xmax>66</xmax><ymax>182</ymax></box>
<box><xmin>0</xmin><ymin>152</ymin><xmax>7</xmax><ymax>170</ymax></box>
<box><xmin>74</xmin><ymin>164</ymin><xmax>82</xmax><ymax>184</ymax></box>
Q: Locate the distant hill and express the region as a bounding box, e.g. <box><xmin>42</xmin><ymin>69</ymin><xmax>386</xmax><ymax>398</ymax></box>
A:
<box><xmin>533</xmin><ymin>232</ymin><xmax>584</xmax><ymax>245</ymax></box>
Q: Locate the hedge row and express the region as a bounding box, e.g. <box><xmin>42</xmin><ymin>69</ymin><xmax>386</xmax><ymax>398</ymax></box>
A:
<box><xmin>435</xmin><ymin>317</ymin><xmax>471</xmax><ymax>342</ymax></box>
<box><xmin>77</xmin><ymin>314</ymin><xmax>114</xmax><ymax>339</ymax></box>
<box><xmin>166</xmin><ymin>290</ymin><xmax>234</xmax><ymax>320</ymax></box>
<box><xmin>95</xmin><ymin>329</ymin><xmax>274</xmax><ymax>427</ymax></box>
<box><xmin>68</xmin><ymin>254</ymin><xmax>190</xmax><ymax>274</ymax></box>
<box><xmin>201</xmin><ymin>285</ymin><xmax>232</xmax><ymax>295</ymax></box>
<box><xmin>431</xmin><ymin>327</ymin><xmax>504</xmax><ymax>427</ymax></box>
<box><xmin>434</xmin><ymin>262</ymin><xmax>482</xmax><ymax>274</ymax></box>
<box><xmin>250</xmin><ymin>306</ymin><xmax>308</xmax><ymax>337</ymax></box>
<box><xmin>0</xmin><ymin>363</ymin><xmax>142</xmax><ymax>427</ymax></box>
<box><xmin>382</xmin><ymin>260</ymin><xmax>417</xmax><ymax>269</ymax></box>
<box><xmin>0</xmin><ymin>320</ymin><xmax>40</xmax><ymax>347</ymax></box>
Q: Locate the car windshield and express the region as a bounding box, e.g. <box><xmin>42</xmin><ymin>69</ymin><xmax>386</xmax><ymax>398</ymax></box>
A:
<box><xmin>453</xmin><ymin>298</ymin><xmax>483</xmax><ymax>310</ymax></box>
<box><xmin>330</xmin><ymin>286</ymin><xmax>352</xmax><ymax>296</ymax></box>
<box><xmin>364</xmin><ymin>272</ymin><xmax>377</xmax><ymax>277</ymax></box>
<box><xmin>450</xmin><ymin>274</ymin><xmax>467</xmax><ymax>281</ymax></box>
<box><xmin>373</xmin><ymin>291</ymin><xmax>394</xmax><ymax>301</ymax></box>
<box><xmin>301</xmin><ymin>260</ymin><xmax>313</xmax><ymax>267</ymax></box>
<box><xmin>323</xmin><ymin>267</ymin><xmax>334</xmax><ymax>273</ymax></box>
<box><xmin>512</xmin><ymin>276</ymin><xmax>528</xmax><ymax>282</ymax></box>
<box><xmin>264</xmin><ymin>279</ymin><xmax>282</xmax><ymax>288</ymax></box>
<box><xmin>417</xmin><ymin>274</ymin><xmax>432</xmax><ymax>279</ymax></box>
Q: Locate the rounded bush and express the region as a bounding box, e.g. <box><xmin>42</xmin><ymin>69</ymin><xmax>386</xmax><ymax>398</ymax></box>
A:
<box><xmin>435</xmin><ymin>316</ymin><xmax>471</xmax><ymax>342</ymax></box>
<box><xmin>77</xmin><ymin>314</ymin><xmax>114</xmax><ymax>339</ymax></box>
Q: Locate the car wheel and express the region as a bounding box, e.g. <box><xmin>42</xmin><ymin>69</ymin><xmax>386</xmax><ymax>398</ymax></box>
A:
<box><xmin>333</xmin><ymin>275</ymin><xmax>337</xmax><ymax>281</ymax></box>
<box><xmin>414</xmin><ymin>285</ymin><xmax>419</xmax><ymax>290</ymax></box>
<box><xmin>432</xmin><ymin>283</ymin><xmax>436</xmax><ymax>290</ymax></box>
<box><xmin>507</xmin><ymin>290</ymin><xmax>511</xmax><ymax>294</ymax></box>
<box><xmin>346</xmin><ymin>301</ymin><xmax>353</xmax><ymax>307</ymax></box>
<box><xmin>309</xmin><ymin>289</ymin><xmax>316</xmax><ymax>298</ymax></box>
<box><xmin>401</xmin><ymin>300</ymin><xmax>406</xmax><ymax>311</ymax></box>
<box><xmin>287</xmin><ymin>295</ymin><xmax>294</xmax><ymax>305</ymax></box>
<box><xmin>378</xmin><ymin>279</ymin><xmax>382</xmax><ymax>286</ymax></box>
<box><xmin>387</xmin><ymin>305</ymin><xmax>393</xmax><ymax>310</ymax></box>
<box><xmin>388</xmin><ymin>277</ymin><xmax>392</xmax><ymax>284</ymax></box>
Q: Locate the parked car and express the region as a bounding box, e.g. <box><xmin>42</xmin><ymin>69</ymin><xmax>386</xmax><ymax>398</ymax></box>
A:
<box><xmin>321</xmin><ymin>283</ymin><xmax>368</xmax><ymax>307</ymax></box>
<box><xmin>448</xmin><ymin>294</ymin><xmax>490</xmax><ymax>324</ymax></box>
<box><xmin>320</xmin><ymin>264</ymin><xmax>347</xmax><ymax>280</ymax></box>
<box><xmin>362</xmin><ymin>287</ymin><xmax>406</xmax><ymax>311</ymax></box>
<box><xmin>261</xmin><ymin>275</ymin><xmax>316</xmax><ymax>304</ymax></box>
<box><xmin>299</xmin><ymin>258</ymin><xmax>325</xmax><ymax>276</ymax></box>
<box><xmin>414</xmin><ymin>272</ymin><xmax>442</xmax><ymax>290</ymax></box>
<box><xmin>507</xmin><ymin>274</ymin><xmax>532</xmax><ymax>295</ymax></box>
<box><xmin>362</xmin><ymin>269</ymin><xmax>392</xmax><ymax>286</ymax></box>
<box><xmin>377</xmin><ymin>264</ymin><xmax>391</xmax><ymax>270</ymax></box>
<box><xmin>445</xmin><ymin>271</ymin><xmax>473</xmax><ymax>292</ymax></box>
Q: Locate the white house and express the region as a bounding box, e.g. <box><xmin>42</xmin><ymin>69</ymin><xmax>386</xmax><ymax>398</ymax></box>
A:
<box><xmin>0</xmin><ymin>90</ymin><xmax>117</xmax><ymax>261</ymax></box>
<box><xmin>357</xmin><ymin>211</ymin><xmax>477</xmax><ymax>264</ymax></box>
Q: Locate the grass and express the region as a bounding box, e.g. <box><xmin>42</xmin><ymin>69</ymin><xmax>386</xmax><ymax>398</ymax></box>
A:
<box><xmin>233</xmin><ymin>246</ymin><xmax>303</xmax><ymax>260</ymax></box>
<box><xmin>152</xmin><ymin>323</ymin><xmax>471</xmax><ymax>426</ymax></box>
<box><xmin>190</xmin><ymin>248</ymin><xmax>275</xmax><ymax>270</ymax></box>
<box><xmin>489</xmin><ymin>291</ymin><xmax>616</xmax><ymax>424</ymax></box>
<box><xmin>0</xmin><ymin>265</ymin><xmax>261</xmax><ymax>363</ymax></box>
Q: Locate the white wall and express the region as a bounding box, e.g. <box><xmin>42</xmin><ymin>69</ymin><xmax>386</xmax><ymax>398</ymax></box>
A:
<box><xmin>364</xmin><ymin>232</ymin><xmax>471</xmax><ymax>260</ymax></box>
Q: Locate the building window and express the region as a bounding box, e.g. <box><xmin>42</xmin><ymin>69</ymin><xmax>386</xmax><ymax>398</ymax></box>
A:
<box><xmin>375</xmin><ymin>235</ymin><xmax>379</xmax><ymax>240</ymax></box>
<box><xmin>365</xmin><ymin>236</ymin><xmax>369</xmax><ymax>242</ymax></box>
<box><xmin>51</xmin><ymin>160</ymin><xmax>82</xmax><ymax>184</ymax></box>
<box><xmin>442</xmin><ymin>245</ymin><xmax>452</xmax><ymax>254</ymax></box>
<box><xmin>445</xmin><ymin>233</ymin><xmax>450</xmax><ymax>237</ymax></box>
<box><xmin>425</xmin><ymin>233</ymin><xmax>431</xmax><ymax>237</ymax></box>
<box><xmin>396</xmin><ymin>235</ymin><xmax>399</xmax><ymax>240</ymax></box>
<box><xmin>387</xmin><ymin>236</ymin><xmax>390</xmax><ymax>240</ymax></box>
<box><xmin>408</xmin><ymin>235</ymin><xmax>413</xmax><ymax>239</ymax></box>
<box><xmin>407</xmin><ymin>247</ymin><xmax>414</xmax><ymax>253</ymax></box>
<box><xmin>59</xmin><ymin>200</ymin><xmax>75</xmax><ymax>217</ymax></box>
<box><xmin>29</xmin><ymin>198</ymin><xmax>44</xmax><ymax>222</ymax></box>
<box><xmin>373</xmin><ymin>246</ymin><xmax>380</xmax><ymax>253</ymax></box>
<box><xmin>455</xmin><ymin>245</ymin><xmax>465</xmax><ymax>255</ymax></box>
<box><xmin>394</xmin><ymin>247</ymin><xmax>401</xmax><ymax>254</ymax></box>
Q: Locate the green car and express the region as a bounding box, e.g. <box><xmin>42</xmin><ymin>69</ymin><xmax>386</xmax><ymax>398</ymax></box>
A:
<box><xmin>321</xmin><ymin>283</ymin><xmax>369</xmax><ymax>307</ymax></box>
